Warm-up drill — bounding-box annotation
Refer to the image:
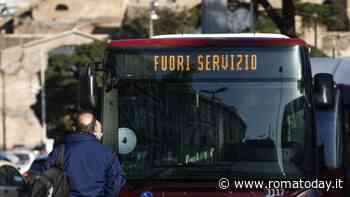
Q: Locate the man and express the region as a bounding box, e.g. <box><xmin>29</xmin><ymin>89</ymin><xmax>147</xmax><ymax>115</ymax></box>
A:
<box><xmin>45</xmin><ymin>111</ymin><xmax>125</xmax><ymax>197</ymax></box>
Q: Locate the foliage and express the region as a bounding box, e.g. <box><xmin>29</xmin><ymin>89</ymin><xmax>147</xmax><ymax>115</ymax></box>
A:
<box><xmin>121</xmin><ymin>7</ymin><xmax>201</xmax><ymax>38</ymax></box>
<box><xmin>327</xmin><ymin>0</ymin><xmax>350</xmax><ymax>30</ymax></box>
<box><xmin>70</xmin><ymin>41</ymin><xmax>106</xmax><ymax>68</ymax></box>
<box><xmin>154</xmin><ymin>7</ymin><xmax>200</xmax><ymax>35</ymax></box>
<box><xmin>310</xmin><ymin>47</ymin><xmax>328</xmax><ymax>57</ymax></box>
<box><xmin>31</xmin><ymin>41</ymin><xmax>106</xmax><ymax>137</ymax></box>
<box><xmin>258</xmin><ymin>0</ymin><xmax>349</xmax><ymax>37</ymax></box>
<box><xmin>254</xmin><ymin>12</ymin><xmax>280</xmax><ymax>33</ymax></box>
<box><xmin>256</xmin><ymin>0</ymin><xmax>297</xmax><ymax>37</ymax></box>
<box><xmin>121</xmin><ymin>12</ymin><xmax>149</xmax><ymax>38</ymax></box>
<box><xmin>295</xmin><ymin>1</ymin><xmax>349</xmax><ymax>31</ymax></box>
<box><xmin>296</xmin><ymin>2</ymin><xmax>336</xmax><ymax>28</ymax></box>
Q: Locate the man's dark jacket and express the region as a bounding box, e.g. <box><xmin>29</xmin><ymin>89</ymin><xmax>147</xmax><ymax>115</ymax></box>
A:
<box><xmin>44</xmin><ymin>132</ymin><xmax>125</xmax><ymax>197</ymax></box>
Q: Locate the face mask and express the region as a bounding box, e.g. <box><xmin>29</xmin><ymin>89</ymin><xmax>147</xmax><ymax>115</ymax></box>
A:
<box><xmin>95</xmin><ymin>132</ymin><xmax>103</xmax><ymax>141</ymax></box>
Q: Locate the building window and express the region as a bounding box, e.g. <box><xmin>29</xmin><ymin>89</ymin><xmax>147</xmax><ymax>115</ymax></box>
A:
<box><xmin>55</xmin><ymin>4</ymin><xmax>69</xmax><ymax>11</ymax></box>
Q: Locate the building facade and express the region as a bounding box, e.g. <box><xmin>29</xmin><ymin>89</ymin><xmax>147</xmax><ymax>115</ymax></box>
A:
<box><xmin>128</xmin><ymin>0</ymin><xmax>200</xmax><ymax>10</ymax></box>
<box><xmin>0</xmin><ymin>31</ymin><xmax>106</xmax><ymax>149</ymax></box>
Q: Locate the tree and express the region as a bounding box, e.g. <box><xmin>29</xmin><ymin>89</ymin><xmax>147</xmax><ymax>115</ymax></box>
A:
<box><xmin>31</xmin><ymin>41</ymin><xmax>106</xmax><ymax>139</ymax></box>
<box><xmin>325</xmin><ymin>0</ymin><xmax>350</xmax><ymax>30</ymax></box>
<box><xmin>310</xmin><ymin>47</ymin><xmax>328</xmax><ymax>57</ymax></box>
<box><xmin>257</xmin><ymin>0</ymin><xmax>348</xmax><ymax>36</ymax></box>
<box><xmin>256</xmin><ymin>0</ymin><xmax>297</xmax><ymax>37</ymax></box>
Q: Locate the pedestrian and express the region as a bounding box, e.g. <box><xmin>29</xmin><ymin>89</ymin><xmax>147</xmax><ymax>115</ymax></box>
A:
<box><xmin>43</xmin><ymin>110</ymin><xmax>125</xmax><ymax>197</ymax></box>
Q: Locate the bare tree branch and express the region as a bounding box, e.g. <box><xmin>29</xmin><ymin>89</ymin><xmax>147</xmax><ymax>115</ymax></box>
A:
<box><xmin>257</xmin><ymin>0</ymin><xmax>297</xmax><ymax>37</ymax></box>
<box><xmin>282</xmin><ymin>0</ymin><xmax>296</xmax><ymax>37</ymax></box>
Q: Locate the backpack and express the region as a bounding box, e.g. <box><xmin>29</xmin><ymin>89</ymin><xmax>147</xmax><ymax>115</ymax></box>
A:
<box><xmin>30</xmin><ymin>145</ymin><xmax>70</xmax><ymax>197</ymax></box>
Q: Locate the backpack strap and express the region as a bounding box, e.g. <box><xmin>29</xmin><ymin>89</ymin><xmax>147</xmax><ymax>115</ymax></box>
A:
<box><xmin>57</xmin><ymin>145</ymin><xmax>65</xmax><ymax>170</ymax></box>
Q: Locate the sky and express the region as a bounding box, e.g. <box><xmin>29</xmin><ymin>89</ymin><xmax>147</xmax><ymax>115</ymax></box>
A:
<box><xmin>311</xmin><ymin>58</ymin><xmax>350</xmax><ymax>85</ymax></box>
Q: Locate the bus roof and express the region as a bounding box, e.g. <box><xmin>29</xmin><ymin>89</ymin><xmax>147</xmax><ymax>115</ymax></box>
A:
<box><xmin>152</xmin><ymin>33</ymin><xmax>290</xmax><ymax>39</ymax></box>
<box><xmin>108</xmin><ymin>33</ymin><xmax>308</xmax><ymax>48</ymax></box>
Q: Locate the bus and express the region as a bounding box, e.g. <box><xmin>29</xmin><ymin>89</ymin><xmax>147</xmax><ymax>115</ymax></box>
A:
<box><xmin>311</xmin><ymin>58</ymin><xmax>350</xmax><ymax>196</ymax></box>
<box><xmin>79</xmin><ymin>34</ymin><xmax>329</xmax><ymax>197</ymax></box>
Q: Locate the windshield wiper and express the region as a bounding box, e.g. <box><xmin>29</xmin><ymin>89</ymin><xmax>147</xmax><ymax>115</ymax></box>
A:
<box><xmin>129</xmin><ymin>163</ymin><xmax>295</xmax><ymax>190</ymax></box>
<box><xmin>143</xmin><ymin>164</ymin><xmax>188</xmax><ymax>181</ymax></box>
<box><xmin>143</xmin><ymin>163</ymin><xmax>253</xmax><ymax>181</ymax></box>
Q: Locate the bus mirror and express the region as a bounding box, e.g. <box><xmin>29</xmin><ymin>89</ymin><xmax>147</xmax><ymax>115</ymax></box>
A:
<box><xmin>313</xmin><ymin>73</ymin><xmax>335</xmax><ymax>109</ymax></box>
<box><xmin>79</xmin><ymin>66</ymin><xmax>96</xmax><ymax>110</ymax></box>
<box><xmin>118</xmin><ymin>128</ymin><xmax>137</xmax><ymax>154</ymax></box>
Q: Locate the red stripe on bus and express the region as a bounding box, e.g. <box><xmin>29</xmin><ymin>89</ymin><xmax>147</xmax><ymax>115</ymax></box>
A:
<box><xmin>108</xmin><ymin>38</ymin><xmax>308</xmax><ymax>48</ymax></box>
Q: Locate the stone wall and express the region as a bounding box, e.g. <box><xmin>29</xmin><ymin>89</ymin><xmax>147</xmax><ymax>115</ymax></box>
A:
<box><xmin>320</xmin><ymin>32</ymin><xmax>350</xmax><ymax>58</ymax></box>
<box><xmin>32</xmin><ymin>0</ymin><xmax>128</xmax><ymax>26</ymax></box>
<box><xmin>128</xmin><ymin>0</ymin><xmax>200</xmax><ymax>10</ymax></box>
<box><xmin>0</xmin><ymin>35</ymin><xmax>42</xmax><ymax>50</ymax></box>
<box><xmin>0</xmin><ymin>69</ymin><xmax>42</xmax><ymax>150</ymax></box>
<box><xmin>11</xmin><ymin>0</ymin><xmax>129</xmax><ymax>34</ymax></box>
<box><xmin>0</xmin><ymin>31</ymin><xmax>107</xmax><ymax>150</ymax></box>
<box><xmin>298</xmin><ymin>17</ymin><xmax>350</xmax><ymax>58</ymax></box>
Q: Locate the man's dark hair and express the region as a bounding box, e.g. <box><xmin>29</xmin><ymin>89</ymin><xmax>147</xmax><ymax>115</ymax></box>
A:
<box><xmin>76</xmin><ymin>110</ymin><xmax>96</xmax><ymax>133</ymax></box>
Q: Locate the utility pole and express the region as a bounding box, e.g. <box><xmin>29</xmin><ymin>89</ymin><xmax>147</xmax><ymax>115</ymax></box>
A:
<box><xmin>1</xmin><ymin>33</ymin><xmax>6</xmax><ymax>150</ymax></box>
<box><xmin>40</xmin><ymin>49</ymin><xmax>47</xmax><ymax>146</ymax></box>
<box><xmin>313</xmin><ymin>13</ymin><xmax>318</xmax><ymax>49</ymax></box>
<box><xmin>1</xmin><ymin>69</ymin><xmax>6</xmax><ymax>150</ymax></box>
<box><xmin>149</xmin><ymin>0</ymin><xmax>159</xmax><ymax>38</ymax></box>
<box><xmin>250</xmin><ymin>0</ymin><xmax>255</xmax><ymax>32</ymax></box>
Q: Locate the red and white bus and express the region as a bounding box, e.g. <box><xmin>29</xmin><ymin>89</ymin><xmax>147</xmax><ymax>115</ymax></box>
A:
<box><xmin>80</xmin><ymin>34</ymin><xmax>336</xmax><ymax>197</ymax></box>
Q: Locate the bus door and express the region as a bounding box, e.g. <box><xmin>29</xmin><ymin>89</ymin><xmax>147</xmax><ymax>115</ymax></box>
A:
<box><xmin>316</xmin><ymin>86</ymin><xmax>348</xmax><ymax>196</ymax></box>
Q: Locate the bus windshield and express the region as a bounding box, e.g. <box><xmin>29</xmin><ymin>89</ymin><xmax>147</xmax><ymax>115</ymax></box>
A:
<box><xmin>103</xmin><ymin>45</ymin><xmax>315</xmax><ymax>180</ymax></box>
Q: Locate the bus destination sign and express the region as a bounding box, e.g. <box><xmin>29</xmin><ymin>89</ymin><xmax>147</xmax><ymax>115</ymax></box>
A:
<box><xmin>153</xmin><ymin>54</ymin><xmax>257</xmax><ymax>72</ymax></box>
